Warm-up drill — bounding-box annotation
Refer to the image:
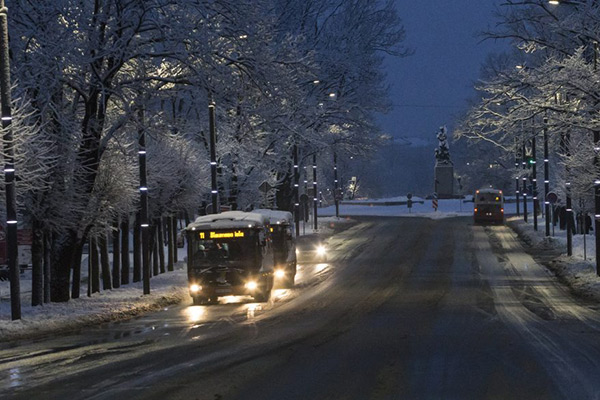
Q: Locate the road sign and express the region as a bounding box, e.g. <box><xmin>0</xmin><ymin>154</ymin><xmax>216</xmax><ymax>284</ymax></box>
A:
<box><xmin>300</xmin><ymin>194</ymin><xmax>309</xmax><ymax>222</ymax></box>
<box><xmin>407</xmin><ymin>193</ymin><xmax>412</xmax><ymax>200</ymax></box>
<box><xmin>334</xmin><ymin>188</ymin><xmax>343</xmax><ymax>201</ymax></box>
<box><xmin>258</xmin><ymin>181</ymin><xmax>273</xmax><ymax>193</ymax></box>
<box><xmin>546</xmin><ymin>191</ymin><xmax>558</xmax><ymax>204</ymax></box>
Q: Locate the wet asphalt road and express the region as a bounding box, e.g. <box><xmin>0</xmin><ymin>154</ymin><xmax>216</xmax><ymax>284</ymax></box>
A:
<box><xmin>3</xmin><ymin>216</ymin><xmax>600</xmax><ymax>399</ymax></box>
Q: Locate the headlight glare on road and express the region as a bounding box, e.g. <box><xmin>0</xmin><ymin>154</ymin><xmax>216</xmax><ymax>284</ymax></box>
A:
<box><xmin>190</xmin><ymin>284</ymin><xmax>202</xmax><ymax>293</ymax></box>
<box><xmin>275</xmin><ymin>269</ymin><xmax>285</xmax><ymax>279</ymax></box>
<box><xmin>245</xmin><ymin>281</ymin><xmax>258</xmax><ymax>290</ymax></box>
<box><xmin>316</xmin><ymin>245</ymin><xmax>326</xmax><ymax>256</ymax></box>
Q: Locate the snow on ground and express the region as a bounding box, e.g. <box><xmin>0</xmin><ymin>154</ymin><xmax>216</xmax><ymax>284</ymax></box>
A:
<box><xmin>1</xmin><ymin>197</ymin><xmax>598</xmax><ymax>341</ymax></box>
<box><xmin>0</xmin><ymin>216</ymin><xmax>356</xmax><ymax>341</ymax></box>
<box><xmin>507</xmin><ymin>213</ymin><xmax>600</xmax><ymax>302</ymax></box>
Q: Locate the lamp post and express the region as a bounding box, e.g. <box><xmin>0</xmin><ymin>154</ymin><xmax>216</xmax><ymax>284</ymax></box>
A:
<box><xmin>592</xmin><ymin>41</ymin><xmax>600</xmax><ymax>275</ymax></box>
<box><xmin>312</xmin><ymin>154</ymin><xmax>318</xmax><ymax>231</ymax></box>
<box><xmin>532</xmin><ymin>133</ymin><xmax>538</xmax><ymax>231</ymax></box>
<box><xmin>515</xmin><ymin>137</ymin><xmax>520</xmax><ymax>217</ymax></box>
<box><xmin>544</xmin><ymin>116</ymin><xmax>551</xmax><ymax>236</ymax></box>
<box><xmin>138</xmin><ymin>111</ymin><xmax>150</xmax><ymax>295</ymax></box>
<box><xmin>522</xmin><ymin>140</ymin><xmax>528</xmax><ymax>223</ymax></box>
<box><xmin>0</xmin><ymin>1</ymin><xmax>19</xmax><ymax>320</ymax></box>
<box><xmin>334</xmin><ymin>152</ymin><xmax>340</xmax><ymax>218</ymax></box>
<box><xmin>293</xmin><ymin>145</ymin><xmax>300</xmax><ymax>235</ymax></box>
<box><xmin>209</xmin><ymin>102</ymin><xmax>219</xmax><ymax>214</ymax></box>
<box><xmin>564</xmin><ymin>130</ymin><xmax>573</xmax><ymax>256</ymax></box>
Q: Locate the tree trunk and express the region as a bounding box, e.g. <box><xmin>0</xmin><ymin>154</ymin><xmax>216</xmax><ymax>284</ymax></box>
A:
<box><xmin>172</xmin><ymin>216</ymin><xmax>178</xmax><ymax>263</ymax></box>
<box><xmin>167</xmin><ymin>215</ymin><xmax>174</xmax><ymax>272</ymax></box>
<box><xmin>44</xmin><ymin>231</ymin><xmax>51</xmax><ymax>303</ymax></box>
<box><xmin>121</xmin><ymin>214</ymin><xmax>130</xmax><ymax>285</ymax></box>
<box><xmin>133</xmin><ymin>212</ymin><xmax>141</xmax><ymax>282</ymax></box>
<box><xmin>31</xmin><ymin>221</ymin><xmax>44</xmax><ymax>306</ymax></box>
<box><xmin>99</xmin><ymin>233</ymin><xmax>112</xmax><ymax>291</ymax></box>
<box><xmin>157</xmin><ymin>216</ymin><xmax>165</xmax><ymax>274</ymax></box>
<box><xmin>90</xmin><ymin>236</ymin><xmax>100</xmax><ymax>294</ymax></box>
<box><xmin>112</xmin><ymin>217</ymin><xmax>120</xmax><ymax>288</ymax></box>
<box><xmin>52</xmin><ymin>229</ymin><xmax>79</xmax><ymax>302</ymax></box>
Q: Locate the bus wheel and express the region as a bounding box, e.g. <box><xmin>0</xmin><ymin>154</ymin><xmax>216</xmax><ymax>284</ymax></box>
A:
<box><xmin>192</xmin><ymin>296</ymin><xmax>207</xmax><ymax>305</ymax></box>
<box><xmin>254</xmin><ymin>279</ymin><xmax>272</xmax><ymax>302</ymax></box>
<box><xmin>282</xmin><ymin>275</ymin><xmax>295</xmax><ymax>288</ymax></box>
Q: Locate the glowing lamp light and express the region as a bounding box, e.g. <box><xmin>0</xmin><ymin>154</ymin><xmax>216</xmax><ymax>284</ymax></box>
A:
<box><xmin>7</xmin><ymin>220</ymin><xmax>17</xmax><ymax>224</ymax></box>
<box><xmin>245</xmin><ymin>281</ymin><xmax>258</xmax><ymax>291</ymax></box>
<box><xmin>1</xmin><ymin>116</ymin><xmax>12</xmax><ymax>121</ymax></box>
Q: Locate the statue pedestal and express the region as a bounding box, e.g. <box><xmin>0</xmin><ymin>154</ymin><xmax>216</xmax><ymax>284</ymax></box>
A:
<box><xmin>434</xmin><ymin>164</ymin><xmax>454</xmax><ymax>199</ymax></box>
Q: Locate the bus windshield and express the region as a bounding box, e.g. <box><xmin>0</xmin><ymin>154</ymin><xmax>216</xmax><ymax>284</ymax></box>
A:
<box><xmin>475</xmin><ymin>192</ymin><xmax>503</xmax><ymax>204</ymax></box>
<box><xmin>189</xmin><ymin>231</ymin><xmax>259</xmax><ymax>269</ymax></box>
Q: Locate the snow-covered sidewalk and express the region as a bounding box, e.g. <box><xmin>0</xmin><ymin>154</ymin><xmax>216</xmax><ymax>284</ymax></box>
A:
<box><xmin>507</xmin><ymin>214</ymin><xmax>600</xmax><ymax>302</ymax></box>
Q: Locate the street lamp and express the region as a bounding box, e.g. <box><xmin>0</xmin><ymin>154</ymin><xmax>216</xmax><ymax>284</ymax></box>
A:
<box><xmin>0</xmin><ymin>0</ymin><xmax>20</xmax><ymax>319</ymax></box>
<box><xmin>543</xmin><ymin>116</ymin><xmax>551</xmax><ymax>237</ymax></box>
<box><xmin>209</xmin><ymin>102</ymin><xmax>219</xmax><ymax>214</ymax></box>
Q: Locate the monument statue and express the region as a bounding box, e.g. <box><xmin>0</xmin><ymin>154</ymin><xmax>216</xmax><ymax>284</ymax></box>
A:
<box><xmin>434</xmin><ymin>126</ymin><xmax>454</xmax><ymax>198</ymax></box>
<box><xmin>434</xmin><ymin>126</ymin><xmax>452</xmax><ymax>165</ymax></box>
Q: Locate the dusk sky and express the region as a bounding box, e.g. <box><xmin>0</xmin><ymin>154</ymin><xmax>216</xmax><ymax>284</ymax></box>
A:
<box><xmin>381</xmin><ymin>1</ymin><xmax>509</xmax><ymax>142</ymax></box>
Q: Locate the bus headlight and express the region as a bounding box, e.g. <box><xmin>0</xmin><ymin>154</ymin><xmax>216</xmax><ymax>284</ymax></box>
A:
<box><xmin>190</xmin><ymin>284</ymin><xmax>202</xmax><ymax>293</ymax></box>
<box><xmin>245</xmin><ymin>281</ymin><xmax>258</xmax><ymax>291</ymax></box>
<box><xmin>316</xmin><ymin>245</ymin><xmax>326</xmax><ymax>257</ymax></box>
<box><xmin>275</xmin><ymin>269</ymin><xmax>285</xmax><ymax>279</ymax></box>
